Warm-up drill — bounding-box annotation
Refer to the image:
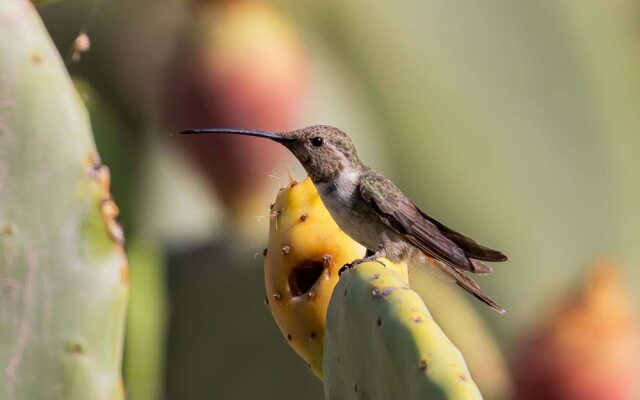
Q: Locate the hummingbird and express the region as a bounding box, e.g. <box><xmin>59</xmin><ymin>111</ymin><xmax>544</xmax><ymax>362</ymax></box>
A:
<box><xmin>181</xmin><ymin>125</ymin><xmax>508</xmax><ymax>313</ymax></box>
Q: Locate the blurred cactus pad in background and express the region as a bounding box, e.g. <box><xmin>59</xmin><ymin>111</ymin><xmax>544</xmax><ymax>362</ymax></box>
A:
<box><xmin>2</xmin><ymin>0</ymin><xmax>640</xmax><ymax>399</ymax></box>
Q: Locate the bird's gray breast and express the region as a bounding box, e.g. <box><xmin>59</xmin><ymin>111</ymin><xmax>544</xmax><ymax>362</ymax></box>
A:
<box><xmin>315</xmin><ymin>172</ymin><xmax>384</xmax><ymax>250</ymax></box>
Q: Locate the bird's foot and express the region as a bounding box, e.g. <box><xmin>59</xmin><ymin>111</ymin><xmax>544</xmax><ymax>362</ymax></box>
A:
<box><xmin>338</xmin><ymin>254</ymin><xmax>386</xmax><ymax>276</ymax></box>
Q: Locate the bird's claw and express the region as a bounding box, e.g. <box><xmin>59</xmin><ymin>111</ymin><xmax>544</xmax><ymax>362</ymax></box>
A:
<box><xmin>338</xmin><ymin>256</ymin><xmax>386</xmax><ymax>276</ymax></box>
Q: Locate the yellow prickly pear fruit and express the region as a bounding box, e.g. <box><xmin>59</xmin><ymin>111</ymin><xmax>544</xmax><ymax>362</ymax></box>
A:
<box><xmin>263</xmin><ymin>177</ymin><xmax>407</xmax><ymax>379</ymax></box>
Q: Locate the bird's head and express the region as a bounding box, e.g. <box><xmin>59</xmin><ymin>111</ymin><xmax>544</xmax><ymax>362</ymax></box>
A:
<box><xmin>181</xmin><ymin>125</ymin><xmax>361</xmax><ymax>183</ymax></box>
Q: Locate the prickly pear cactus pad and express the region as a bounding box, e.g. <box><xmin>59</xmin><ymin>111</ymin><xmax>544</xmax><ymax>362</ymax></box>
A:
<box><xmin>0</xmin><ymin>1</ymin><xmax>128</xmax><ymax>399</ymax></box>
<box><xmin>323</xmin><ymin>262</ymin><xmax>482</xmax><ymax>400</ymax></box>
<box><xmin>264</xmin><ymin>177</ymin><xmax>408</xmax><ymax>378</ymax></box>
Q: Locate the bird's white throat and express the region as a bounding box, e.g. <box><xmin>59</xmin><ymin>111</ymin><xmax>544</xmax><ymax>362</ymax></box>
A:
<box><xmin>316</xmin><ymin>168</ymin><xmax>360</xmax><ymax>201</ymax></box>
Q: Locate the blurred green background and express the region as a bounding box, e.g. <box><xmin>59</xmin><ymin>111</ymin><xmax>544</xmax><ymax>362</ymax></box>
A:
<box><xmin>35</xmin><ymin>0</ymin><xmax>640</xmax><ymax>398</ymax></box>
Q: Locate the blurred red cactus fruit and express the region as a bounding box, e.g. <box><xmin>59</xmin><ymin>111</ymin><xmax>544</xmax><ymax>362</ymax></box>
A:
<box><xmin>512</xmin><ymin>261</ymin><xmax>640</xmax><ymax>400</ymax></box>
<box><xmin>165</xmin><ymin>0</ymin><xmax>309</xmax><ymax>214</ymax></box>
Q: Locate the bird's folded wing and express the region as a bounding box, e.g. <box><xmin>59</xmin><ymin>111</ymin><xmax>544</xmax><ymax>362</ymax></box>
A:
<box><xmin>358</xmin><ymin>174</ymin><xmax>474</xmax><ymax>272</ymax></box>
<box><xmin>419</xmin><ymin>211</ymin><xmax>507</xmax><ymax>262</ymax></box>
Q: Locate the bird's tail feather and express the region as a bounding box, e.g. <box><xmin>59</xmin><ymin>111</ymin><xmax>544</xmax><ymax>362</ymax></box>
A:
<box><xmin>469</xmin><ymin>259</ymin><xmax>493</xmax><ymax>275</ymax></box>
<box><xmin>445</xmin><ymin>265</ymin><xmax>505</xmax><ymax>314</ymax></box>
<box><xmin>412</xmin><ymin>253</ymin><xmax>505</xmax><ymax>314</ymax></box>
<box><xmin>419</xmin><ymin>210</ymin><xmax>508</xmax><ymax>262</ymax></box>
<box><xmin>410</xmin><ymin>254</ymin><xmax>455</xmax><ymax>282</ymax></box>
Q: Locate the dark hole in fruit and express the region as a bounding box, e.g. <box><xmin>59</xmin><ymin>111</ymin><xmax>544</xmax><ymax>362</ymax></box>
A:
<box><xmin>289</xmin><ymin>260</ymin><xmax>325</xmax><ymax>296</ymax></box>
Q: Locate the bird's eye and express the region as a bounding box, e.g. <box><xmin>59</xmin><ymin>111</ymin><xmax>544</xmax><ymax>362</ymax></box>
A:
<box><xmin>310</xmin><ymin>137</ymin><xmax>324</xmax><ymax>147</ymax></box>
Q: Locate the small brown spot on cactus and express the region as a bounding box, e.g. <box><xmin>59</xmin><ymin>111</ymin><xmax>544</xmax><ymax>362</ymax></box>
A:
<box><xmin>102</xmin><ymin>205</ymin><xmax>124</xmax><ymax>244</ymax></box>
<box><xmin>307</xmin><ymin>291</ymin><xmax>316</xmax><ymax>300</ymax></box>
<box><xmin>376</xmin><ymin>317</ymin><xmax>382</xmax><ymax>327</ymax></box>
<box><xmin>1</xmin><ymin>224</ymin><xmax>12</xmax><ymax>236</ymax></box>
<box><xmin>287</xmin><ymin>334</ymin><xmax>292</xmax><ymax>341</ymax></box>
<box><xmin>95</xmin><ymin>159</ymin><xmax>125</xmax><ymax>245</ymax></box>
<box><xmin>300</xmin><ymin>213</ymin><xmax>308</xmax><ymax>221</ymax></box>
<box><xmin>262</xmin><ymin>248</ymin><xmax>268</xmax><ymax>256</ymax></box>
<box><xmin>273</xmin><ymin>291</ymin><xmax>282</xmax><ymax>302</ymax></box>
<box><xmin>354</xmin><ymin>384</ymin><xmax>358</xmax><ymax>393</ymax></box>
<box><xmin>371</xmin><ymin>273</ymin><xmax>380</xmax><ymax>280</ymax></box>
<box><xmin>31</xmin><ymin>52</ymin><xmax>43</xmax><ymax>64</ymax></box>
<box><xmin>85</xmin><ymin>151</ymin><xmax>102</xmax><ymax>173</ymax></box>
<box><xmin>420</xmin><ymin>359</ymin><xmax>428</xmax><ymax>370</ymax></box>
<box><xmin>412</xmin><ymin>315</ymin><xmax>423</xmax><ymax>323</ymax></box>
<box><xmin>322</xmin><ymin>254</ymin><xmax>332</xmax><ymax>267</ymax></box>
<box><xmin>66</xmin><ymin>339</ymin><xmax>86</xmax><ymax>357</ymax></box>
<box><xmin>458</xmin><ymin>374</ymin><xmax>468</xmax><ymax>382</ymax></box>
<box><xmin>309</xmin><ymin>332</ymin><xmax>316</xmax><ymax>339</ymax></box>
<box><xmin>371</xmin><ymin>286</ymin><xmax>397</xmax><ymax>299</ymax></box>
<box><xmin>281</xmin><ymin>245</ymin><xmax>290</xmax><ymax>255</ymax></box>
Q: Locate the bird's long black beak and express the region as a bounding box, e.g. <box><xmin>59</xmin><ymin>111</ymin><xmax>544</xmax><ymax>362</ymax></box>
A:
<box><xmin>180</xmin><ymin>128</ymin><xmax>294</xmax><ymax>143</ymax></box>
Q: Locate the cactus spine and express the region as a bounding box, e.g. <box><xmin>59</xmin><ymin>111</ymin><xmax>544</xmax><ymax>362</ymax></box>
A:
<box><xmin>0</xmin><ymin>1</ymin><xmax>128</xmax><ymax>399</ymax></box>
<box><xmin>323</xmin><ymin>262</ymin><xmax>483</xmax><ymax>400</ymax></box>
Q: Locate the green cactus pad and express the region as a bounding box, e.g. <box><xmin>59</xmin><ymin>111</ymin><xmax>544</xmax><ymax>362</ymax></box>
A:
<box><xmin>0</xmin><ymin>1</ymin><xmax>128</xmax><ymax>399</ymax></box>
<box><xmin>323</xmin><ymin>262</ymin><xmax>483</xmax><ymax>400</ymax></box>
